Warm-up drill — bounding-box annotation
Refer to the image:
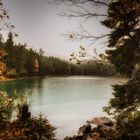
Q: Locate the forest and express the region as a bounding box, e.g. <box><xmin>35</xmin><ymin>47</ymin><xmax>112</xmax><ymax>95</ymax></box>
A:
<box><xmin>0</xmin><ymin>32</ymin><xmax>115</xmax><ymax>79</ymax></box>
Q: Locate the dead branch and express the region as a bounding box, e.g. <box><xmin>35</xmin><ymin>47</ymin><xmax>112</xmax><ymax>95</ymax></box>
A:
<box><xmin>0</xmin><ymin>0</ymin><xmax>13</xmax><ymax>31</ymax></box>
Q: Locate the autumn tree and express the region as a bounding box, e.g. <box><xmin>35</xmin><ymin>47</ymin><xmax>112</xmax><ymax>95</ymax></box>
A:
<box><xmin>0</xmin><ymin>0</ymin><xmax>15</xmax><ymax>78</ymax></box>
<box><xmin>0</xmin><ymin>49</ymin><xmax>7</xmax><ymax>78</ymax></box>
<box><xmin>0</xmin><ymin>35</ymin><xmax>7</xmax><ymax>78</ymax></box>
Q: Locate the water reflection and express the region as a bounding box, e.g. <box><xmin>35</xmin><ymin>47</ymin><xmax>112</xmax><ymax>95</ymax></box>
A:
<box><xmin>0</xmin><ymin>77</ymin><xmax>43</xmax><ymax>96</ymax></box>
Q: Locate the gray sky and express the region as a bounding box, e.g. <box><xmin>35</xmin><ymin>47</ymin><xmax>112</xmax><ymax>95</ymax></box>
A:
<box><xmin>2</xmin><ymin>0</ymin><xmax>109</xmax><ymax>59</ymax></box>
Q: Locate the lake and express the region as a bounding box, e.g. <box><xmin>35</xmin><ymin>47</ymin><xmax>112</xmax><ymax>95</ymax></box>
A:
<box><xmin>0</xmin><ymin>76</ymin><xmax>122</xmax><ymax>139</ymax></box>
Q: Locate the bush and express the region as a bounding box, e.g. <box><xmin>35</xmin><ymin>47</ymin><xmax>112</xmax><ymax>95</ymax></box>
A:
<box><xmin>0</xmin><ymin>115</ymin><xmax>56</xmax><ymax>140</ymax></box>
<box><xmin>116</xmin><ymin>111</ymin><xmax>140</xmax><ymax>140</ymax></box>
<box><xmin>0</xmin><ymin>91</ymin><xmax>15</xmax><ymax>132</ymax></box>
<box><xmin>0</xmin><ymin>100</ymin><xmax>56</xmax><ymax>140</ymax></box>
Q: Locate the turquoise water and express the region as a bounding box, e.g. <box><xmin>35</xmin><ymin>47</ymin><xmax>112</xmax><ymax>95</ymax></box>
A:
<box><xmin>0</xmin><ymin>76</ymin><xmax>121</xmax><ymax>139</ymax></box>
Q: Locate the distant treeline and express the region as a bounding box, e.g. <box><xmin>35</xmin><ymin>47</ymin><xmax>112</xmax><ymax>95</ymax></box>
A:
<box><xmin>0</xmin><ymin>33</ymin><xmax>116</xmax><ymax>78</ymax></box>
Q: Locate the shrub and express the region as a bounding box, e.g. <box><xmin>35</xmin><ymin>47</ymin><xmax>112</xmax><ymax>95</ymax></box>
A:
<box><xmin>0</xmin><ymin>98</ymin><xmax>56</xmax><ymax>140</ymax></box>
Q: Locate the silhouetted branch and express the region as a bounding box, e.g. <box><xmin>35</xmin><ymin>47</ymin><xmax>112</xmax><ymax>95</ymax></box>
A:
<box><xmin>62</xmin><ymin>23</ymin><xmax>109</xmax><ymax>43</ymax></box>
<box><xmin>49</xmin><ymin>0</ymin><xmax>110</xmax><ymax>6</ymax></box>
<box><xmin>0</xmin><ymin>0</ymin><xmax>13</xmax><ymax>31</ymax></box>
<box><xmin>59</xmin><ymin>5</ymin><xmax>107</xmax><ymax>20</ymax></box>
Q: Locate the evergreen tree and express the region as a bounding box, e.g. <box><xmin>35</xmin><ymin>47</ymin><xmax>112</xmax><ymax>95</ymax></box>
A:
<box><xmin>102</xmin><ymin>0</ymin><xmax>140</xmax><ymax>139</ymax></box>
<box><xmin>4</xmin><ymin>32</ymin><xmax>16</xmax><ymax>69</ymax></box>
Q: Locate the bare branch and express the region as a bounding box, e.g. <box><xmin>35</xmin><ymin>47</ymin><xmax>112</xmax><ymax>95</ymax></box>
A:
<box><xmin>62</xmin><ymin>30</ymin><xmax>109</xmax><ymax>41</ymax></box>
<box><xmin>59</xmin><ymin>4</ymin><xmax>107</xmax><ymax>19</ymax></box>
<box><xmin>50</xmin><ymin>0</ymin><xmax>128</xmax><ymax>23</ymax></box>
<box><xmin>49</xmin><ymin>0</ymin><xmax>110</xmax><ymax>6</ymax></box>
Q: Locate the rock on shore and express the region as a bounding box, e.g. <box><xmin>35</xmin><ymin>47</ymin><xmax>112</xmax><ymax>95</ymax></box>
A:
<box><xmin>64</xmin><ymin>117</ymin><xmax>116</xmax><ymax>140</ymax></box>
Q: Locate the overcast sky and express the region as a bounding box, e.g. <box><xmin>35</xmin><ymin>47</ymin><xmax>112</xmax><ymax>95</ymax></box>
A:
<box><xmin>2</xmin><ymin>0</ymin><xmax>109</xmax><ymax>59</ymax></box>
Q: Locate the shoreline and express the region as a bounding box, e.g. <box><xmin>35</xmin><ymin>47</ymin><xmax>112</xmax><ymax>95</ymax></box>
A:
<box><xmin>0</xmin><ymin>76</ymin><xmax>40</xmax><ymax>82</ymax></box>
<box><xmin>0</xmin><ymin>75</ymin><xmax>123</xmax><ymax>82</ymax></box>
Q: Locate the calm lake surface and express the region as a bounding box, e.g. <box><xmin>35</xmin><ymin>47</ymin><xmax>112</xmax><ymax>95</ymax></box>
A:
<box><xmin>0</xmin><ymin>76</ymin><xmax>122</xmax><ymax>139</ymax></box>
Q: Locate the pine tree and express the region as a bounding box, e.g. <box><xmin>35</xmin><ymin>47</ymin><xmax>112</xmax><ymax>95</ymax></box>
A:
<box><xmin>102</xmin><ymin>0</ymin><xmax>140</xmax><ymax>139</ymax></box>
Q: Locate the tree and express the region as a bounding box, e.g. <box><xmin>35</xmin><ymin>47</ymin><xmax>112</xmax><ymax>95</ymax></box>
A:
<box><xmin>25</xmin><ymin>48</ymin><xmax>38</xmax><ymax>76</ymax></box>
<box><xmin>14</xmin><ymin>44</ymin><xmax>28</xmax><ymax>76</ymax></box>
<box><xmin>0</xmin><ymin>50</ymin><xmax>7</xmax><ymax>78</ymax></box>
<box><xmin>0</xmin><ymin>0</ymin><xmax>16</xmax><ymax>78</ymax></box>
<box><xmin>4</xmin><ymin>32</ymin><xmax>16</xmax><ymax>69</ymax></box>
<box><xmin>38</xmin><ymin>48</ymin><xmax>47</xmax><ymax>76</ymax></box>
<box><xmin>102</xmin><ymin>1</ymin><xmax>140</xmax><ymax>139</ymax></box>
<box><xmin>103</xmin><ymin>0</ymin><xmax>140</xmax><ymax>77</ymax></box>
<box><xmin>0</xmin><ymin>35</ymin><xmax>7</xmax><ymax>78</ymax></box>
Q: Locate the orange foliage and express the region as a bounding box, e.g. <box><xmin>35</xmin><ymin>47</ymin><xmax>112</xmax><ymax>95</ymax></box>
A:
<box><xmin>0</xmin><ymin>62</ymin><xmax>6</xmax><ymax>76</ymax></box>
<box><xmin>0</xmin><ymin>49</ymin><xmax>7</xmax><ymax>58</ymax></box>
<box><xmin>0</xmin><ymin>49</ymin><xmax>7</xmax><ymax>77</ymax></box>
<box><xmin>34</xmin><ymin>58</ymin><xmax>39</xmax><ymax>73</ymax></box>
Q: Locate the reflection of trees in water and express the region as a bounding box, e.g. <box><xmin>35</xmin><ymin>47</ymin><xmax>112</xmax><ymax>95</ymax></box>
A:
<box><xmin>0</xmin><ymin>78</ymin><xmax>45</xmax><ymax>97</ymax></box>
